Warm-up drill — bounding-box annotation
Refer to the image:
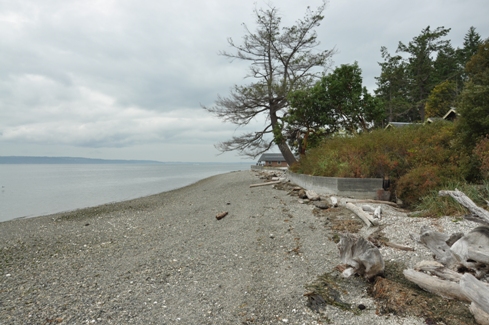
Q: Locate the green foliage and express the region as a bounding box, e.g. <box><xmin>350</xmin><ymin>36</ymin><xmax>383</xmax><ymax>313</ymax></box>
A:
<box><xmin>455</xmin><ymin>39</ymin><xmax>489</xmax><ymax>181</ymax></box>
<box><xmin>375</xmin><ymin>47</ymin><xmax>411</xmax><ymax>123</ymax></box>
<box><xmin>396</xmin><ymin>26</ymin><xmax>452</xmax><ymax>121</ymax></box>
<box><xmin>286</xmin><ymin>62</ymin><xmax>384</xmax><ymax>154</ymax></box>
<box><xmin>397</xmin><ymin>165</ymin><xmax>447</xmax><ymax>207</ymax></box>
<box><xmin>474</xmin><ymin>137</ymin><xmax>489</xmax><ymax>180</ymax></box>
<box><xmin>425</xmin><ymin>81</ymin><xmax>457</xmax><ymax>118</ymax></box>
<box><xmin>375</xmin><ymin>26</ymin><xmax>482</xmax><ymax>123</ymax></box>
<box><xmin>291</xmin><ymin>122</ymin><xmax>468</xmax><ymax>207</ymax></box>
<box><xmin>417</xmin><ymin>181</ymin><xmax>489</xmax><ymax>218</ymax></box>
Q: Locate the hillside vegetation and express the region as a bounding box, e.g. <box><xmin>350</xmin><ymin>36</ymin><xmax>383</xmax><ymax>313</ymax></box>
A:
<box><xmin>290</xmin><ymin>121</ymin><xmax>489</xmax><ymax>214</ymax></box>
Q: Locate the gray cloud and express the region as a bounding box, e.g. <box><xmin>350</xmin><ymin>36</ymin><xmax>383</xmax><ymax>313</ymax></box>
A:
<box><xmin>0</xmin><ymin>0</ymin><xmax>488</xmax><ymax>161</ymax></box>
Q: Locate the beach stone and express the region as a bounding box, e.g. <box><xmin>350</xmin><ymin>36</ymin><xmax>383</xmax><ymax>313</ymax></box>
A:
<box><xmin>313</xmin><ymin>202</ymin><xmax>329</xmax><ymax>209</ymax></box>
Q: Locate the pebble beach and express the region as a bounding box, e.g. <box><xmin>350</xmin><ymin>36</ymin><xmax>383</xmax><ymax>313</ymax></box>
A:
<box><xmin>0</xmin><ymin>170</ymin><xmax>478</xmax><ymax>324</ymax></box>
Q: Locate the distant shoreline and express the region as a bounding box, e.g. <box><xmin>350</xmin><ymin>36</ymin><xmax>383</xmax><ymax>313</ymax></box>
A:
<box><xmin>0</xmin><ymin>156</ymin><xmax>249</xmax><ymax>165</ymax></box>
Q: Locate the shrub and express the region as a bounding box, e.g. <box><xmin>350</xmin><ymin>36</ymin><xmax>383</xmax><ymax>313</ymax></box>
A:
<box><xmin>396</xmin><ymin>165</ymin><xmax>447</xmax><ymax>207</ymax></box>
<box><xmin>474</xmin><ymin>136</ymin><xmax>489</xmax><ymax>180</ymax></box>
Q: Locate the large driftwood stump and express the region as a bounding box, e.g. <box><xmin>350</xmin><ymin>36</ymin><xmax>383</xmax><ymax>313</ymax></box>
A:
<box><xmin>337</xmin><ymin>234</ymin><xmax>384</xmax><ymax>280</ymax></box>
<box><xmin>451</xmin><ymin>226</ymin><xmax>489</xmax><ymax>278</ymax></box>
<box><xmin>417</xmin><ymin>225</ymin><xmax>460</xmax><ymax>267</ymax></box>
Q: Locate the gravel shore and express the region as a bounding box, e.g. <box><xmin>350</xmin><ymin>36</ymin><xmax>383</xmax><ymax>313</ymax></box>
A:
<box><xmin>0</xmin><ymin>170</ymin><xmax>478</xmax><ymax>324</ymax></box>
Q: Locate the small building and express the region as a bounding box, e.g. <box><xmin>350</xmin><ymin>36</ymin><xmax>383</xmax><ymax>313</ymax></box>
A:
<box><xmin>257</xmin><ymin>153</ymin><xmax>288</xmax><ymax>167</ymax></box>
<box><xmin>442</xmin><ymin>107</ymin><xmax>458</xmax><ymax>121</ymax></box>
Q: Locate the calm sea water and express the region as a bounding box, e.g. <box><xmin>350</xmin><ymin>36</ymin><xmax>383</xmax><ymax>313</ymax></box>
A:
<box><xmin>0</xmin><ymin>163</ymin><xmax>251</xmax><ymax>222</ymax></box>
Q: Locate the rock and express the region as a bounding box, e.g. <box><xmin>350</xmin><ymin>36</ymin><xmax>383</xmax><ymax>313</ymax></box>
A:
<box><xmin>298</xmin><ymin>189</ymin><xmax>307</xmax><ymax>199</ymax></box>
<box><xmin>306</xmin><ymin>190</ymin><xmax>320</xmax><ymax>201</ymax></box>
<box><xmin>313</xmin><ymin>202</ymin><xmax>329</xmax><ymax>209</ymax></box>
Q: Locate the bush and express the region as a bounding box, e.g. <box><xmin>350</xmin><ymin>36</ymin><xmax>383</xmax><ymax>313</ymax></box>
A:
<box><xmin>474</xmin><ymin>136</ymin><xmax>489</xmax><ymax>180</ymax></box>
<box><xmin>396</xmin><ymin>165</ymin><xmax>447</xmax><ymax>207</ymax></box>
<box><xmin>291</xmin><ymin>121</ymin><xmax>467</xmax><ymax>207</ymax></box>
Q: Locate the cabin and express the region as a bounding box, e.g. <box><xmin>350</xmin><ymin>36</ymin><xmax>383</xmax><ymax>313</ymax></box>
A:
<box><xmin>257</xmin><ymin>153</ymin><xmax>288</xmax><ymax>167</ymax></box>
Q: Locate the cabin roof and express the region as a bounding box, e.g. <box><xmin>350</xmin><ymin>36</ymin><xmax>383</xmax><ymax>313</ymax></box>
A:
<box><xmin>258</xmin><ymin>153</ymin><xmax>286</xmax><ymax>162</ymax></box>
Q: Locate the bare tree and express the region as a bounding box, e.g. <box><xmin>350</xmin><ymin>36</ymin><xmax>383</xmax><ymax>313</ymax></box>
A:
<box><xmin>203</xmin><ymin>2</ymin><xmax>335</xmax><ymax>165</ymax></box>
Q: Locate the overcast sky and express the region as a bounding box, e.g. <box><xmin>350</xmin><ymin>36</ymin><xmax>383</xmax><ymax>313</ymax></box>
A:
<box><xmin>1</xmin><ymin>0</ymin><xmax>488</xmax><ymax>162</ymax></box>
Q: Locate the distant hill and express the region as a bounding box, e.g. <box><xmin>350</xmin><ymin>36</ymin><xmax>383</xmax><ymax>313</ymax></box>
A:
<box><xmin>0</xmin><ymin>156</ymin><xmax>165</xmax><ymax>164</ymax></box>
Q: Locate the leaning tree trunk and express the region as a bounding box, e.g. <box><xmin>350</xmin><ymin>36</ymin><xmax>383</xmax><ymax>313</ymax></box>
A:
<box><xmin>270</xmin><ymin>109</ymin><xmax>297</xmax><ymax>166</ymax></box>
<box><xmin>277</xmin><ymin>141</ymin><xmax>297</xmax><ymax>166</ymax></box>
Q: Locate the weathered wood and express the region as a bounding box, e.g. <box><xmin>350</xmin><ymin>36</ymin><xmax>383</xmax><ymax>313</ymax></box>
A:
<box><xmin>249</xmin><ymin>180</ymin><xmax>281</xmax><ymax>188</ymax></box>
<box><xmin>403</xmin><ymin>269</ymin><xmax>469</xmax><ymax>301</ymax></box>
<box><xmin>418</xmin><ymin>226</ymin><xmax>459</xmax><ymax>267</ymax></box>
<box><xmin>330</xmin><ymin>196</ymin><xmax>338</xmax><ymax>207</ymax></box>
<box><xmin>439</xmin><ymin>189</ymin><xmax>489</xmax><ymax>224</ymax></box>
<box><xmin>216</xmin><ymin>211</ymin><xmax>228</xmax><ymax>220</ymax></box>
<box><xmin>348</xmin><ymin>199</ymin><xmax>398</xmax><ymax>207</ymax></box>
<box><xmin>338</xmin><ymin>234</ymin><xmax>384</xmax><ymax>280</ymax></box>
<box><xmin>374</xmin><ymin>206</ymin><xmax>382</xmax><ymax>219</ymax></box>
<box><xmin>383</xmin><ymin>241</ymin><xmax>414</xmax><ymax>251</ymax></box>
<box><xmin>451</xmin><ymin>226</ymin><xmax>489</xmax><ymax>278</ymax></box>
<box><xmin>460</xmin><ymin>273</ymin><xmax>489</xmax><ymax>315</ymax></box>
<box><xmin>414</xmin><ymin>260</ymin><xmax>462</xmax><ymax>282</ymax></box>
<box><xmin>344</xmin><ymin>202</ymin><xmax>379</xmax><ymax>227</ymax></box>
<box><xmin>470</xmin><ymin>302</ymin><xmax>489</xmax><ymax>325</ymax></box>
<box><xmin>361</xmin><ymin>204</ymin><xmax>382</xmax><ymax>219</ymax></box>
<box><xmin>361</xmin><ymin>205</ymin><xmax>375</xmax><ymax>212</ymax></box>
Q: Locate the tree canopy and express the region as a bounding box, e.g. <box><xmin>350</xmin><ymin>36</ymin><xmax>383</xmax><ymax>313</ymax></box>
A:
<box><xmin>375</xmin><ymin>26</ymin><xmax>482</xmax><ymax>123</ymax></box>
<box><xmin>287</xmin><ymin>62</ymin><xmax>383</xmax><ymax>154</ymax></box>
<box><xmin>203</xmin><ymin>2</ymin><xmax>335</xmax><ymax>165</ymax></box>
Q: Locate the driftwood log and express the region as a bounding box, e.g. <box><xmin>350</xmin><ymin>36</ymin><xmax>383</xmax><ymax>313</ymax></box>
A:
<box><xmin>249</xmin><ymin>180</ymin><xmax>281</xmax><ymax>188</ymax></box>
<box><xmin>216</xmin><ymin>211</ymin><xmax>228</xmax><ymax>220</ymax></box>
<box><xmin>439</xmin><ymin>189</ymin><xmax>489</xmax><ymax>224</ymax></box>
<box><xmin>461</xmin><ymin>273</ymin><xmax>489</xmax><ymax>315</ymax></box>
<box><xmin>404</xmin><ymin>190</ymin><xmax>489</xmax><ymax>324</ymax></box>
<box><xmin>337</xmin><ymin>234</ymin><xmax>384</xmax><ymax>280</ymax></box>
<box><xmin>403</xmin><ymin>268</ymin><xmax>469</xmax><ymax>301</ymax></box>
<box><xmin>341</xmin><ymin>202</ymin><xmax>379</xmax><ymax>227</ymax></box>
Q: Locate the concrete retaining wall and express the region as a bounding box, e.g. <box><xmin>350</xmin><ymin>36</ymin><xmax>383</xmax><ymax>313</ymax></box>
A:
<box><xmin>250</xmin><ymin>165</ymin><xmax>288</xmax><ymax>171</ymax></box>
<box><xmin>286</xmin><ymin>171</ymin><xmax>384</xmax><ymax>200</ymax></box>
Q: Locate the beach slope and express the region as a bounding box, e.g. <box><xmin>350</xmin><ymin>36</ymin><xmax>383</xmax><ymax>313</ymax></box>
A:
<box><xmin>1</xmin><ymin>170</ymin><xmax>429</xmax><ymax>324</ymax></box>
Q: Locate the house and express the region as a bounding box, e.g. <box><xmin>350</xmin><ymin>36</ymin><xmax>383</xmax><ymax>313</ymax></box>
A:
<box><xmin>257</xmin><ymin>153</ymin><xmax>288</xmax><ymax>167</ymax></box>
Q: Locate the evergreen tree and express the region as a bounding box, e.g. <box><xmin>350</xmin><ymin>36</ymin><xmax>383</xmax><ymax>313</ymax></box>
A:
<box><xmin>396</xmin><ymin>26</ymin><xmax>451</xmax><ymax>121</ymax></box>
<box><xmin>375</xmin><ymin>47</ymin><xmax>411</xmax><ymax>122</ymax></box>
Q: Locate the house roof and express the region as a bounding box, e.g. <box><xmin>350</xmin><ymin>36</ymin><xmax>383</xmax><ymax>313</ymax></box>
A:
<box><xmin>442</xmin><ymin>107</ymin><xmax>458</xmax><ymax>120</ymax></box>
<box><xmin>426</xmin><ymin>117</ymin><xmax>444</xmax><ymax>123</ymax></box>
<box><xmin>385</xmin><ymin>122</ymin><xmax>418</xmax><ymax>129</ymax></box>
<box><xmin>258</xmin><ymin>153</ymin><xmax>286</xmax><ymax>162</ymax></box>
